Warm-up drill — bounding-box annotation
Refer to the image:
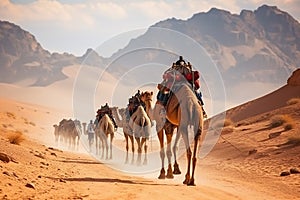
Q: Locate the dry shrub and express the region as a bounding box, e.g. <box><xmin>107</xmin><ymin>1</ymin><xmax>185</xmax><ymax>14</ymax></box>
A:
<box><xmin>286</xmin><ymin>137</ymin><xmax>300</xmax><ymax>146</ymax></box>
<box><xmin>6</xmin><ymin>112</ymin><xmax>16</xmax><ymax>119</ymax></box>
<box><xmin>286</xmin><ymin>98</ymin><xmax>300</xmax><ymax>105</ymax></box>
<box><xmin>8</xmin><ymin>131</ymin><xmax>25</xmax><ymax>145</ymax></box>
<box><xmin>29</xmin><ymin>121</ymin><xmax>36</xmax><ymax>126</ymax></box>
<box><xmin>224</xmin><ymin>118</ymin><xmax>233</xmax><ymax>127</ymax></box>
<box><xmin>284</xmin><ymin>123</ymin><xmax>294</xmax><ymax>131</ymax></box>
<box><xmin>270</xmin><ymin>115</ymin><xmax>293</xmax><ymax>128</ymax></box>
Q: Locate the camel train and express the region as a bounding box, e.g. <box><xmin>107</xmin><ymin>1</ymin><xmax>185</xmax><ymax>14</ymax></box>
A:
<box><xmin>53</xmin><ymin>119</ymin><xmax>82</xmax><ymax>150</ymax></box>
<box><xmin>53</xmin><ymin>56</ymin><xmax>205</xmax><ymax>186</ymax></box>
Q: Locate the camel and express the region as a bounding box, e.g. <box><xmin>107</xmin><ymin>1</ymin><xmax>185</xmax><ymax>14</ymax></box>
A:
<box><xmin>95</xmin><ymin>114</ymin><xmax>115</xmax><ymax>159</ymax></box>
<box><xmin>153</xmin><ymin>83</ymin><xmax>204</xmax><ymax>186</ymax></box>
<box><xmin>54</xmin><ymin>119</ymin><xmax>81</xmax><ymax>150</ymax></box>
<box><xmin>111</xmin><ymin>107</ymin><xmax>135</xmax><ymax>164</ymax></box>
<box><xmin>53</xmin><ymin>119</ymin><xmax>68</xmax><ymax>146</ymax></box>
<box><xmin>141</xmin><ymin>91</ymin><xmax>182</xmax><ymax>179</ymax></box>
<box><xmin>129</xmin><ymin>105</ymin><xmax>152</xmax><ymax>165</ymax></box>
<box><xmin>53</xmin><ymin>124</ymin><xmax>60</xmax><ymax>145</ymax></box>
<box><xmin>73</xmin><ymin>119</ymin><xmax>82</xmax><ymax>150</ymax></box>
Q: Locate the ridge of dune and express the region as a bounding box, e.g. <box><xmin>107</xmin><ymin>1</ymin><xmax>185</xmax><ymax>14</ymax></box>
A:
<box><xmin>225</xmin><ymin>69</ymin><xmax>300</xmax><ymax>122</ymax></box>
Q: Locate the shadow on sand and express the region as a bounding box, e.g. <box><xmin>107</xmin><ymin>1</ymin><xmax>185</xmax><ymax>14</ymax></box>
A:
<box><xmin>57</xmin><ymin>159</ymin><xmax>103</xmax><ymax>165</ymax></box>
<box><xmin>45</xmin><ymin>176</ymin><xmax>181</xmax><ymax>186</ymax></box>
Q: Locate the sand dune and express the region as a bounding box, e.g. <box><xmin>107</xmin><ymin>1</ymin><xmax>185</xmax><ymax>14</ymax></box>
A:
<box><xmin>225</xmin><ymin>73</ymin><xmax>300</xmax><ymax>122</ymax></box>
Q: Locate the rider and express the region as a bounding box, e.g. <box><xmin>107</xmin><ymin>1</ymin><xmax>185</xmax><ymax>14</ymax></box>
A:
<box><xmin>96</xmin><ymin>103</ymin><xmax>118</xmax><ymax>129</ymax></box>
<box><xmin>125</xmin><ymin>90</ymin><xmax>149</xmax><ymax>123</ymax></box>
<box><xmin>87</xmin><ymin>120</ymin><xmax>95</xmax><ymax>141</ymax></box>
<box><xmin>157</xmin><ymin>56</ymin><xmax>207</xmax><ymax>118</ymax></box>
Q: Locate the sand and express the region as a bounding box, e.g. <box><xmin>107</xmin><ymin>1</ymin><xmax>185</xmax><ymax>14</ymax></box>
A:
<box><xmin>1</xmin><ymin>80</ymin><xmax>300</xmax><ymax>199</ymax></box>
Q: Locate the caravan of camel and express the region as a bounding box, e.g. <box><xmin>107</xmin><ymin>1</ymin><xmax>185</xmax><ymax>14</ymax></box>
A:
<box><xmin>53</xmin><ymin>57</ymin><xmax>205</xmax><ymax>186</ymax></box>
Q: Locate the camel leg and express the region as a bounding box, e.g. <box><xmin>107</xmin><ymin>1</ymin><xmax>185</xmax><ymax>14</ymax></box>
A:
<box><xmin>188</xmin><ymin>130</ymin><xmax>201</xmax><ymax>186</ymax></box>
<box><xmin>142</xmin><ymin>137</ymin><xmax>148</xmax><ymax>165</ymax></box>
<box><xmin>77</xmin><ymin>135</ymin><xmax>80</xmax><ymax>151</ymax></box>
<box><xmin>55</xmin><ymin>135</ymin><xmax>59</xmax><ymax>146</ymax></box>
<box><xmin>100</xmin><ymin>136</ymin><xmax>104</xmax><ymax>159</ymax></box>
<box><xmin>109</xmin><ymin>134</ymin><xmax>113</xmax><ymax>159</ymax></box>
<box><xmin>173</xmin><ymin>129</ymin><xmax>181</xmax><ymax>175</ymax></box>
<box><xmin>129</xmin><ymin>135</ymin><xmax>135</xmax><ymax>165</ymax></box>
<box><xmin>181</xmin><ymin>127</ymin><xmax>192</xmax><ymax>185</ymax></box>
<box><xmin>166</xmin><ymin>133</ymin><xmax>174</xmax><ymax>179</ymax></box>
<box><xmin>95</xmin><ymin>135</ymin><xmax>99</xmax><ymax>155</ymax></box>
<box><xmin>124</xmin><ymin>134</ymin><xmax>129</xmax><ymax>164</ymax></box>
<box><xmin>157</xmin><ymin>128</ymin><xmax>165</xmax><ymax>179</ymax></box>
<box><xmin>104</xmin><ymin>135</ymin><xmax>109</xmax><ymax>160</ymax></box>
<box><xmin>135</xmin><ymin>137</ymin><xmax>142</xmax><ymax>165</ymax></box>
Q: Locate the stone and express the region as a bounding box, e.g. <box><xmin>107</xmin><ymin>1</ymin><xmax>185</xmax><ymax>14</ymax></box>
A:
<box><xmin>280</xmin><ymin>171</ymin><xmax>291</xmax><ymax>176</ymax></box>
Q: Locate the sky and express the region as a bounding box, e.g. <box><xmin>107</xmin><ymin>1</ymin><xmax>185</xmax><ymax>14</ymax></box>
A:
<box><xmin>1</xmin><ymin>0</ymin><xmax>300</xmax><ymax>56</ymax></box>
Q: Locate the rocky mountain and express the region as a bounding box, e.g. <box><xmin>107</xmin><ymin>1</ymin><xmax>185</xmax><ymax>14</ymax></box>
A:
<box><xmin>125</xmin><ymin>5</ymin><xmax>299</xmax><ymax>75</ymax></box>
<box><xmin>0</xmin><ymin>21</ymin><xmax>103</xmax><ymax>86</ymax></box>
<box><xmin>0</xmin><ymin>5</ymin><xmax>299</xmax><ymax>108</ymax></box>
<box><xmin>104</xmin><ymin>5</ymin><xmax>300</xmax><ymax>106</ymax></box>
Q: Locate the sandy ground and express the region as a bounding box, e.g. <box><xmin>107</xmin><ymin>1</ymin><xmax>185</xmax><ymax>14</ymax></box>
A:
<box><xmin>0</xmin><ymin>86</ymin><xmax>300</xmax><ymax>200</ymax></box>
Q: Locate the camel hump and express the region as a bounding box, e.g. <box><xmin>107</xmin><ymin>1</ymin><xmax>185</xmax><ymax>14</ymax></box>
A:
<box><xmin>136</xmin><ymin>106</ymin><xmax>146</xmax><ymax>114</ymax></box>
<box><xmin>102</xmin><ymin>114</ymin><xmax>111</xmax><ymax>121</ymax></box>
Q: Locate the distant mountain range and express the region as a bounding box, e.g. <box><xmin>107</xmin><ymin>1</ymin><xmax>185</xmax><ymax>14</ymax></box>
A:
<box><xmin>0</xmin><ymin>4</ymin><xmax>299</xmax><ymax>107</ymax></box>
<box><xmin>0</xmin><ymin>21</ymin><xmax>104</xmax><ymax>86</ymax></box>
<box><xmin>106</xmin><ymin>5</ymin><xmax>300</xmax><ymax>92</ymax></box>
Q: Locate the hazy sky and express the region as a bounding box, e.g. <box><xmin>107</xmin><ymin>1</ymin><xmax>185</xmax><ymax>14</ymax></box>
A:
<box><xmin>1</xmin><ymin>0</ymin><xmax>299</xmax><ymax>56</ymax></box>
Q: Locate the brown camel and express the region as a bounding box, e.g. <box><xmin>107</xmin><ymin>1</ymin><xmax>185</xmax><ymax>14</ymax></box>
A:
<box><xmin>53</xmin><ymin>119</ymin><xmax>68</xmax><ymax>146</ymax></box>
<box><xmin>141</xmin><ymin>91</ymin><xmax>182</xmax><ymax>179</ymax></box>
<box><xmin>53</xmin><ymin>124</ymin><xmax>60</xmax><ymax>145</ymax></box>
<box><xmin>55</xmin><ymin>119</ymin><xmax>81</xmax><ymax>150</ymax></box>
<box><xmin>111</xmin><ymin>107</ymin><xmax>135</xmax><ymax>164</ymax></box>
<box><xmin>153</xmin><ymin>83</ymin><xmax>204</xmax><ymax>186</ymax></box>
<box><xmin>95</xmin><ymin>114</ymin><xmax>115</xmax><ymax>159</ymax></box>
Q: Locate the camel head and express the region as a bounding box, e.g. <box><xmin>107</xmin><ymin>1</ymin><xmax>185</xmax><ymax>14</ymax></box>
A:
<box><xmin>140</xmin><ymin>91</ymin><xmax>153</xmax><ymax>103</ymax></box>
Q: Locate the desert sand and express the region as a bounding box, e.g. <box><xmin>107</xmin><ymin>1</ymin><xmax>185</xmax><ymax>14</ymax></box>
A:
<box><xmin>1</xmin><ymin>70</ymin><xmax>300</xmax><ymax>199</ymax></box>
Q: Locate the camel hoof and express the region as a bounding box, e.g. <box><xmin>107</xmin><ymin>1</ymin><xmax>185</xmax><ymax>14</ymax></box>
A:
<box><xmin>158</xmin><ymin>169</ymin><xmax>165</xmax><ymax>179</ymax></box>
<box><xmin>183</xmin><ymin>175</ymin><xmax>190</xmax><ymax>185</ymax></box>
<box><xmin>183</xmin><ymin>179</ymin><xmax>189</xmax><ymax>185</ymax></box>
<box><xmin>143</xmin><ymin>159</ymin><xmax>148</xmax><ymax>165</ymax></box>
<box><xmin>173</xmin><ymin>163</ymin><xmax>181</xmax><ymax>175</ymax></box>
<box><xmin>166</xmin><ymin>166</ymin><xmax>174</xmax><ymax>179</ymax></box>
<box><xmin>166</xmin><ymin>173</ymin><xmax>174</xmax><ymax>179</ymax></box>
<box><xmin>187</xmin><ymin>178</ymin><xmax>196</xmax><ymax>186</ymax></box>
